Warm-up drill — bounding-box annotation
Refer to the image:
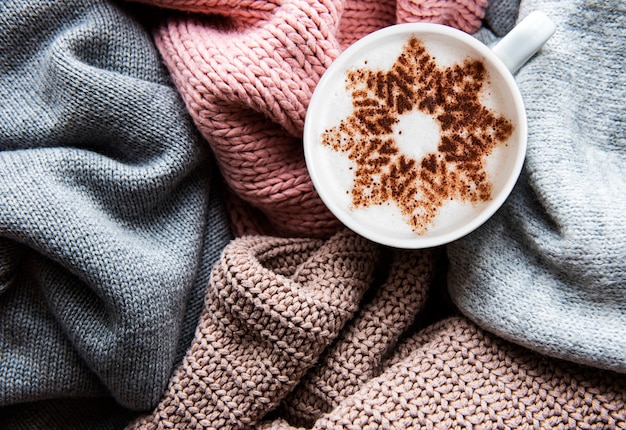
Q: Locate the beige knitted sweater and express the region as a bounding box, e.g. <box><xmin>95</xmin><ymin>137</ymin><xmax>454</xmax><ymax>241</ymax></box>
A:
<box><xmin>128</xmin><ymin>230</ymin><xmax>625</xmax><ymax>429</ymax></box>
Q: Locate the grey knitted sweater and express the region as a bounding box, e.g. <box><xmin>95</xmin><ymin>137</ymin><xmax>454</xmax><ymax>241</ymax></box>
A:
<box><xmin>448</xmin><ymin>0</ymin><xmax>626</xmax><ymax>374</ymax></box>
<box><xmin>0</xmin><ymin>0</ymin><xmax>231</xmax><ymax>425</ymax></box>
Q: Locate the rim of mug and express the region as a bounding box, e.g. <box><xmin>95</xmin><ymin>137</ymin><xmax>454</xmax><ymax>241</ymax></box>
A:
<box><xmin>304</xmin><ymin>23</ymin><xmax>528</xmax><ymax>249</ymax></box>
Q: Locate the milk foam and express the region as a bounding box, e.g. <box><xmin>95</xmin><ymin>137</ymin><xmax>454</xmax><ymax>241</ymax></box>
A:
<box><xmin>314</xmin><ymin>31</ymin><xmax>520</xmax><ymax>238</ymax></box>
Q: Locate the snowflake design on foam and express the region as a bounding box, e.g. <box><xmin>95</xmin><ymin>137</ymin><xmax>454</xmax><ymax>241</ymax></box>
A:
<box><xmin>322</xmin><ymin>36</ymin><xmax>514</xmax><ymax>233</ymax></box>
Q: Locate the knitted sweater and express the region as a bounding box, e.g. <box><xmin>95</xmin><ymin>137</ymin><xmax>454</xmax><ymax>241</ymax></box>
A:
<box><xmin>134</xmin><ymin>0</ymin><xmax>626</xmax><ymax>374</ymax></box>
<box><xmin>447</xmin><ymin>0</ymin><xmax>626</xmax><ymax>374</ymax></box>
<box><xmin>2</xmin><ymin>0</ymin><xmax>625</xmax><ymax>428</ymax></box>
<box><xmin>128</xmin><ymin>231</ymin><xmax>626</xmax><ymax>429</ymax></box>
<box><xmin>0</xmin><ymin>0</ymin><xmax>231</xmax><ymax>422</ymax></box>
<box><xmin>132</xmin><ymin>0</ymin><xmax>489</xmax><ymax>237</ymax></box>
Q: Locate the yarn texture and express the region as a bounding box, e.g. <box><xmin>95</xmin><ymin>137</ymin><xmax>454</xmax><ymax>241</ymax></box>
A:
<box><xmin>483</xmin><ymin>0</ymin><xmax>521</xmax><ymax>35</ymax></box>
<box><xmin>132</xmin><ymin>0</ymin><xmax>487</xmax><ymax>237</ymax></box>
<box><xmin>447</xmin><ymin>0</ymin><xmax>626</xmax><ymax>374</ymax></box>
<box><xmin>128</xmin><ymin>231</ymin><xmax>626</xmax><ymax>429</ymax></box>
<box><xmin>2</xmin><ymin>0</ymin><xmax>625</xmax><ymax>428</ymax></box>
<box><xmin>0</xmin><ymin>0</ymin><xmax>231</xmax><ymax>417</ymax></box>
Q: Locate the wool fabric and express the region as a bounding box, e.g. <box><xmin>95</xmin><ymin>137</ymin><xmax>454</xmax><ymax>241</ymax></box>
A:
<box><xmin>3</xmin><ymin>0</ymin><xmax>625</xmax><ymax>428</ymax></box>
<box><xmin>483</xmin><ymin>0</ymin><xmax>520</xmax><ymax>35</ymax></box>
<box><xmin>276</xmin><ymin>317</ymin><xmax>626</xmax><ymax>429</ymax></box>
<box><xmin>0</xmin><ymin>0</ymin><xmax>231</xmax><ymax>422</ymax></box>
<box><xmin>447</xmin><ymin>0</ymin><xmax>626</xmax><ymax>374</ymax></box>
<box><xmin>130</xmin><ymin>0</ymin><xmax>488</xmax><ymax>237</ymax></box>
<box><xmin>397</xmin><ymin>0</ymin><xmax>488</xmax><ymax>30</ymax></box>
<box><xmin>128</xmin><ymin>231</ymin><xmax>626</xmax><ymax>429</ymax></box>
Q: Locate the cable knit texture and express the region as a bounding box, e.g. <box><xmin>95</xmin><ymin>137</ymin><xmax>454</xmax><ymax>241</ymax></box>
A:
<box><xmin>397</xmin><ymin>0</ymin><xmax>487</xmax><ymax>30</ymax></box>
<box><xmin>130</xmin><ymin>0</ymin><xmax>487</xmax><ymax>237</ymax></box>
<box><xmin>127</xmin><ymin>231</ymin><xmax>626</xmax><ymax>429</ymax></box>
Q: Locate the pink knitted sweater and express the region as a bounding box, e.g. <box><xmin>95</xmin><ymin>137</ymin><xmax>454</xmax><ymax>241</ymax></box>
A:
<box><xmin>132</xmin><ymin>0</ymin><xmax>487</xmax><ymax>237</ymax></box>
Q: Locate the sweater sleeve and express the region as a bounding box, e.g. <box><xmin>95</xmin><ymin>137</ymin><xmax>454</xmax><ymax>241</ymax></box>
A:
<box><xmin>127</xmin><ymin>230</ymin><xmax>381</xmax><ymax>429</ymax></box>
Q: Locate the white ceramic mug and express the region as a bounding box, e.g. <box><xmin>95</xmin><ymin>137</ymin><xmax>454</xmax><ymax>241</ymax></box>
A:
<box><xmin>304</xmin><ymin>11</ymin><xmax>556</xmax><ymax>248</ymax></box>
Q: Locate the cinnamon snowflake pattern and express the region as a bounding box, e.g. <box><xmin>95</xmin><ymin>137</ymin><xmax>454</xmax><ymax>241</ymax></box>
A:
<box><xmin>322</xmin><ymin>36</ymin><xmax>514</xmax><ymax>234</ymax></box>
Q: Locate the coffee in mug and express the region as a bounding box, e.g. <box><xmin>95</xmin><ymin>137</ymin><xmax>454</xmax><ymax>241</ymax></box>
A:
<box><xmin>304</xmin><ymin>11</ymin><xmax>555</xmax><ymax>248</ymax></box>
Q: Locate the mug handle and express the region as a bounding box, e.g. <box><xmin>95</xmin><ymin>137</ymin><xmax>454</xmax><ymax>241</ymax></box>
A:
<box><xmin>491</xmin><ymin>10</ymin><xmax>557</xmax><ymax>74</ymax></box>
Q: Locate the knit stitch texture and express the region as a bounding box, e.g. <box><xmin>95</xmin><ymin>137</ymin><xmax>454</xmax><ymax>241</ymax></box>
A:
<box><xmin>3</xmin><ymin>0</ymin><xmax>625</xmax><ymax>428</ymax></box>
<box><xmin>0</xmin><ymin>0</ymin><xmax>231</xmax><ymax>417</ymax></box>
<box><xmin>483</xmin><ymin>0</ymin><xmax>520</xmax><ymax>35</ymax></box>
<box><xmin>132</xmin><ymin>0</ymin><xmax>487</xmax><ymax>237</ymax></box>
<box><xmin>447</xmin><ymin>0</ymin><xmax>626</xmax><ymax>374</ymax></box>
<box><xmin>128</xmin><ymin>231</ymin><xmax>626</xmax><ymax>429</ymax></box>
